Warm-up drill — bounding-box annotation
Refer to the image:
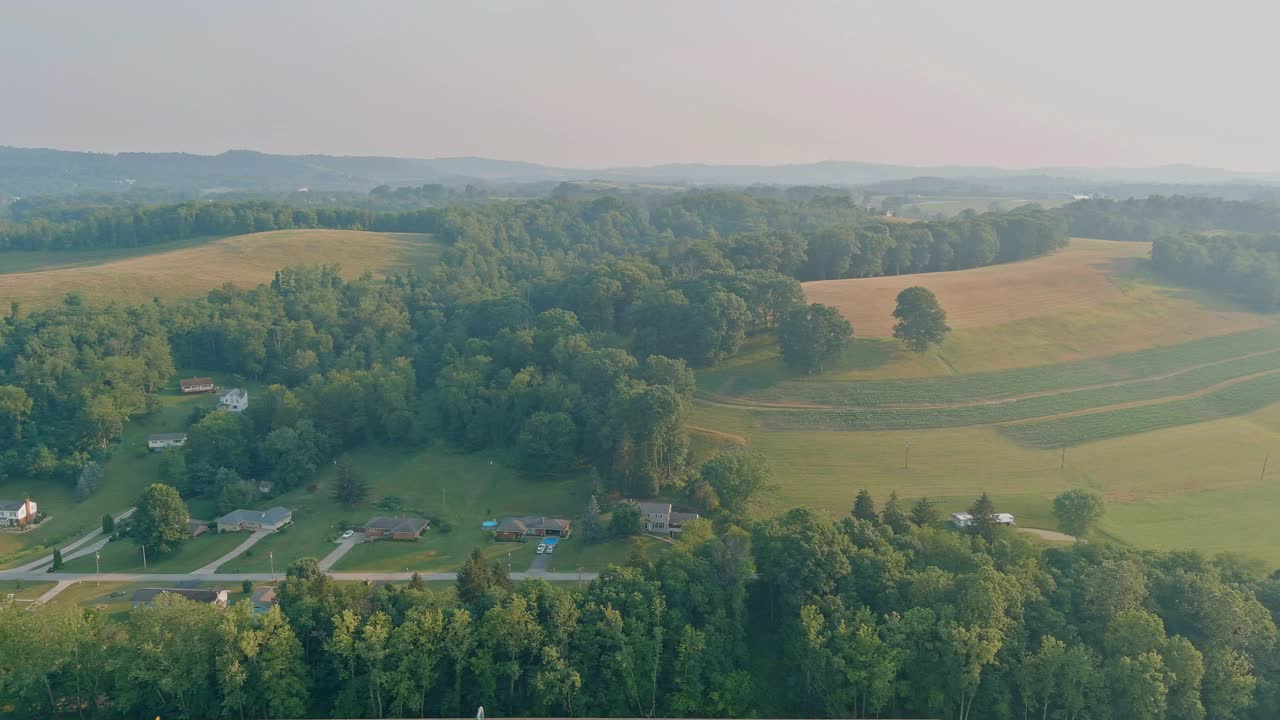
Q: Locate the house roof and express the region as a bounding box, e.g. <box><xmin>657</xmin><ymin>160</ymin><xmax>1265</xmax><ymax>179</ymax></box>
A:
<box><xmin>180</xmin><ymin>377</ymin><xmax>214</xmax><ymax>387</ymax></box>
<box><xmin>669</xmin><ymin>511</ymin><xmax>700</xmax><ymax>524</ymax></box>
<box><xmin>0</xmin><ymin>499</ymin><xmax>27</xmax><ymax>511</ymax></box>
<box><xmin>251</xmin><ymin>586</ymin><xmax>278</xmax><ymax>606</ymax></box>
<box><xmin>951</xmin><ymin>512</ymin><xmax>1015</xmax><ymax>523</ymax></box>
<box><xmin>149</xmin><ymin>432</ymin><xmax>187</xmax><ymax>442</ymax></box>
<box><xmin>131</xmin><ymin>588</ymin><xmax>225</xmax><ymax>604</ymax></box>
<box><xmin>217</xmin><ymin>506</ymin><xmax>291</xmax><ymax>525</ymax></box>
<box><xmin>637</xmin><ymin>501</ymin><xmax>673</xmax><ymax>515</ymax></box>
<box><xmin>365</xmin><ymin>516</ymin><xmax>430</xmax><ymax>534</ymax></box>
<box><xmin>495</xmin><ymin>516</ymin><xmax>571</xmax><ymax>533</ymax></box>
<box><xmin>221</xmin><ymin>388</ymin><xmax>247</xmax><ymax>400</ymax></box>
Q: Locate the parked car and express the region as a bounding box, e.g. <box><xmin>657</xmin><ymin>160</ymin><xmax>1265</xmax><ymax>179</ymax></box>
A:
<box><xmin>536</xmin><ymin>543</ymin><xmax>546</xmax><ymax>554</ymax></box>
<box><xmin>341</xmin><ymin>530</ymin><xmax>354</xmax><ymax>539</ymax></box>
<box><xmin>545</xmin><ymin>544</ymin><xmax>555</xmax><ymax>554</ymax></box>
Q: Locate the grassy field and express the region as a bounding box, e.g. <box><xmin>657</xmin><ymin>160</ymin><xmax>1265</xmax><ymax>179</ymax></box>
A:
<box><xmin>0</xmin><ymin>236</ymin><xmax>224</xmax><ymax>274</ymax></box>
<box><xmin>60</xmin><ymin>531</ymin><xmax>247</xmax><ymax>574</ymax></box>
<box><xmin>0</xmin><ymin>229</ymin><xmax>443</xmax><ymax>309</ymax></box>
<box><xmin>545</xmin><ymin>535</ymin><xmax>672</xmax><ymax>572</ymax></box>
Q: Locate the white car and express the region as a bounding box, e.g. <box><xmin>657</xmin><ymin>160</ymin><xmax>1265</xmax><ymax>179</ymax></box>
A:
<box><xmin>341</xmin><ymin>530</ymin><xmax>354</xmax><ymax>539</ymax></box>
<box><xmin>536</xmin><ymin>543</ymin><xmax>546</xmax><ymax>554</ymax></box>
<box><xmin>544</xmin><ymin>543</ymin><xmax>555</xmax><ymax>554</ymax></box>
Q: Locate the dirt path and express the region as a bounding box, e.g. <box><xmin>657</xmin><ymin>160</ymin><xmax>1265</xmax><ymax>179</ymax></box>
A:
<box><xmin>1018</xmin><ymin>527</ymin><xmax>1077</xmax><ymax>543</ymax></box>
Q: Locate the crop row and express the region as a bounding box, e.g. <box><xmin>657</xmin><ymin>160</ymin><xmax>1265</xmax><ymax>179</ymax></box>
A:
<box><xmin>746</xmin><ymin>327</ymin><xmax>1280</xmax><ymax>407</ymax></box>
<box><xmin>753</xmin><ymin>352</ymin><xmax>1280</xmax><ymax>432</ymax></box>
<box><xmin>999</xmin><ymin>370</ymin><xmax>1280</xmax><ymax>449</ymax></box>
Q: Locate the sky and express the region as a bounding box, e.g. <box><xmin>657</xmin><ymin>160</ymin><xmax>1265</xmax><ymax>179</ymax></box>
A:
<box><xmin>2</xmin><ymin>0</ymin><xmax>1278</xmax><ymax>170</ymax></box>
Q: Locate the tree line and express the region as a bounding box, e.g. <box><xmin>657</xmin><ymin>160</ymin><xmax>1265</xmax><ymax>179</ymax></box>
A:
<box><xmin>1063</xmin><ymin>195</ymin><xmax>1280</xmax><ymax>241</ymax></box>
<box><xmin>5</xmin><ymin>488</ymin><xmax>1280</xmax><ymax>719</ymax></box>
<box><xmin>1150</xmin><ymin>233</ymin><xmax>1280</xmax><ymax>311</ymax></box>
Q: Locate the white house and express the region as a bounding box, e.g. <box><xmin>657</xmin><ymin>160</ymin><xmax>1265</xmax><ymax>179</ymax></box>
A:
<box><xmin>219</xmin><ymin>388</ymin><xmax>249</xmax><ymax>413</ymax></box>
<box><xmin>0</xmin><ymin>499</ymin><xmax>37</xmax><ymax>527</ymax></box>
<box><xmin>147</xmin><ymin>432</ymin><xmax>187</xmax><ymax>451</ymax></box>
<box><xmin>636</xmin><ymin>501</ymin><xmax>700</xmax><ymax>535</ymax></box>
<box><xmin>216</xmin><ymin>506</ymin><xmax>292</xmax><ymax>533</ymax></box>
<box><xmin>951</xmin><ymin>512</ymin><xmax>1015</xmax><ymax>529</ymax></box>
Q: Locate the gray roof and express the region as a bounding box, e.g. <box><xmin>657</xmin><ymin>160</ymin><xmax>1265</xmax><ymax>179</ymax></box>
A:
<box><xmin>132</xmin><ymin>587</ymin><xmax>224</xmax><ymax>604</ymax></box>
<box><xmin>496</xmin><ymin>516</ymin><xmax>571</xmax><ymax>533</ymax></box>
<box><xmin>251</xmin><ymin>586</ymin><xmax>277</xmax><ymax>606</ymax></box>
<box><xmin>149</xmin><ymin>432</ymin><xmax>187</xmax><ymax>442</ymax></box>
<box><xmin>670</xmin><ymin>511</ymin><xmax>701</xmax><ymax>524</ymax></box>
<box><xmin>0</xmin><ymin>499</ymin><xmax>27</xmax><ymax>511</ymax></box>
<box><xmin>637</xmin><ymin>501</ymin><xmax>672</xmax><ymax>515</ymax></box>
<box><xmin>217</xmin><ymin>506</ymin><xmax>291</xmax><ymax>525</ymax></box>
<box><xmin>365</xmin><ymin>516</ymin><xmax>430</xmax><ymax>533</ymax></box>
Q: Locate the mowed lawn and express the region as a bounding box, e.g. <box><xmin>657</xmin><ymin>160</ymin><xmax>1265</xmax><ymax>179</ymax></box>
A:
<box><xmin>0</xmin><ymin>387</ymin><xmax>222</xmax><ymax>570</ymax></box>
<box><xmin>0</xmin><ymin>229</ymin><xmax>443</xmax><ymax>309</ymax></box>
<box><xmin>221</xmin><ymin>444</ymin><xmax>591</xmax><ymax>574</ymax></box>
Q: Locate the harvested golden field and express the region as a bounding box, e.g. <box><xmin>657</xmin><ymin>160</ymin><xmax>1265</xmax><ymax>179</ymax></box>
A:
<box><xmin>0</xmin><ymin>229</ymin><xmax>441</xmax><ymax>308</ymax></box>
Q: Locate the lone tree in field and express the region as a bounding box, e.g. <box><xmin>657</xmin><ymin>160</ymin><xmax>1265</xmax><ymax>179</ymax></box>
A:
<box><xmin>1053</xmin><ymin>488</ymin><xmax>1105</xmax><ymax>539</ymax></box>
<box><xmin>51</xmin><ymin>548</ymin><xmax>63</xmax><ymax>570</ymax></box>
<box><xmin>580</xmin><ymin>495</ymin><xmax>606</xmax><ymax>544</ymax></box>
<box><xmin>892</xmin><ymin>286</ymin><xmax>950</xmax><ymax>352</ymax></box>
<box><xmin>777</xmin><ymin>303</ymin><xmax>854</xmax><ymax>374</ymax></box>
<box><xmin>76</xmin><ymin>461</ymin><xmax>103</xmax><ymax>502</ymax></box>
<box><xmin>331</xmin><ymin>456</ymin><xmax>369</xmax><ymax>508</ymax></box>
<box><xmin>101</xmin><ymin>513</ymin><xmax>114</xmax><ymax>534</ymax></box>
<box><xmin>135</xmin><ymin>482</ymin><xmax>189</xmax><ymax>554</ymax></box>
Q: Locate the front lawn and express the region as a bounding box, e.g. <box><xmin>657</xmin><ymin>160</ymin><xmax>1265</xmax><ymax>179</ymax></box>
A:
<box><xmin>59</xmin><ymin>532</ymin><xmax>248</xmax><ymax>574</ymax></box>
<box><xmin>546</xmin><ymin>534</ymin><xmax>673</xmax><ymax>572</ymax></box>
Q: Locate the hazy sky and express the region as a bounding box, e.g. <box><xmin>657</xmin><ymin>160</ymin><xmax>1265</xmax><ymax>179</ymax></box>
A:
<box><xmin>3</xmin><ymin>0</ymin><xmax>1277</xmax><ymax>169</ymax></box>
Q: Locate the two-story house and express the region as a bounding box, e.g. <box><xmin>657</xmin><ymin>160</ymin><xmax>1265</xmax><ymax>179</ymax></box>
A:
<box><xmin>636</xmin><ymin>501</ymin><xmax>699</xmax><ymax>535</ymax></box>
<box><xmin>219</xmin><ymin>388</ymin><xmax>249</xmax><ymax>413</ymax></box>
<box><xmin>0</xmin><ymin>499</ymin><xmax>37</xmax><ymax>527</ymax></box>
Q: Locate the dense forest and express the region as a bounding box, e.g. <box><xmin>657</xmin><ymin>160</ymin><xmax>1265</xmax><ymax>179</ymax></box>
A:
<box><xmin>6</xmin><ymin>501</ymin><xmax>1280</xmax><ymax>720</ymax></box>
<box><xmin>1062</xmin><ymin>195</ymin><xmax>1280</xmax><ymax>240</ymax></box>
<box><xmin>1150</xmin><ymin>233</ymin><xmax>1280</xmax><ymax>311</ymax></box>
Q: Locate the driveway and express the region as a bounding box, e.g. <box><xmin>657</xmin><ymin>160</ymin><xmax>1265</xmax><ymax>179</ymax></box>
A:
<box><xmin>193</xmin><ymin>529</ymin><xmax>272</xmax><ymax>575</ymax></box>
<box><xmin>12</xmin><ymin>507</ymin><xmax>136</xmax><ymax>573</ymax></box>
<box><xmin>527</xmin><ymin>548</ymin><xmax>552</xmax><ymax>574</ymax></box>
<box><xmin>319</xmin><ymin>534</ymin><xmax>364</xmax><ymax>571</ymax></box>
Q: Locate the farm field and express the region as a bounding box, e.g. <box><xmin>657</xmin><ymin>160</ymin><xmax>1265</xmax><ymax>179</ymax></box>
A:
<box><xmin>0</xmin><ymin>235</ymin><xmax>222</xmax><ymax>274</ymax></box>
<box><xmin>0</xmin><ymin>229</ymin><xmax>442</xmax><ymax>309</ymax></box>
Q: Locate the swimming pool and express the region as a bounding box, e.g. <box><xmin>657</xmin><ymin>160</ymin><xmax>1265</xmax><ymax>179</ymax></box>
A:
<box><xmin>542</xmin><ymin>537</ymin><xmax>559</xmax><ymax>545</ymax></box>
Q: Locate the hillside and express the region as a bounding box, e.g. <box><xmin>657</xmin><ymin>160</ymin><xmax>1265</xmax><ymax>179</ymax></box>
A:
<box><xmin>0</xmin><ymin>229</ymin><xmax>441</xmax><ymax>308</ymax></box>
<box><xmin>694</xmin><ymin>239</ymin><xmax>1280</xmax><ymax>563</ymax></box>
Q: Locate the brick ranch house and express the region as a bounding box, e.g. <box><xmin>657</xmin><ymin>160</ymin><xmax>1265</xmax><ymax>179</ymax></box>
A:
<box><xmin>180</xmin><ymin>377</ymin><xmax>217</xmax><ymax>394</ymax></box>
<box><xmin>494</xmin><ymin>516</ymin><xmax>572</xmax><ymax>542</ymax></box>
<box><xmin>362</xmin><ymin>516</ymin><xmax>431</xmax><ymax>540</ymax></box>
<box><xmin>216</xmin><ymin>507</ymin><xmax>292</xmax><ymax>533</ymax></box>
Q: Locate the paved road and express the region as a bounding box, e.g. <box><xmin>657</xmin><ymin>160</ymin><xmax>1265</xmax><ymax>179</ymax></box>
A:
<box><xmin>11</xmin><ymin>507</ymin><xmax>136</xmax><ymax>573</ymax></box>
<box><xmin>6</xmin><ymin>570</ymin><xmax>599</xmax><ymax>585</ymax></box>
<box><xmin>319</xmin><ymin>534</ymin><xmax>364</xmax><ymax>571</ymax></box>
<box><xmin>194</xmin><ymin>529</ymin><xmax>272</xmax><ymax>575</ymax></box>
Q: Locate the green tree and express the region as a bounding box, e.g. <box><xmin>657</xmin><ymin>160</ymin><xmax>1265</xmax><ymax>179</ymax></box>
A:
<box><xmin>851</xmin><ymin>489</ymin><xmax>878</xmax><ymax>524</ymax></box>
<box><xmin>75</xmin><ymin>460</ymin><xmax>102</xmax><ymax>502</ymax></box>
<box><xmin>134</xmin><ymin>482</ymin><xmax>189</xmax><ymax>554</ymax></box>
<box><xmin>966</xmin><ymin>493</ymin><xmax>1000</xmax><ymax>541</ymax></box>
<box><xmin>456</xmin><ymin>547</ymin><xmax>513</xmax><ymax>605</ymax></box>
<box><xmin>910</xmin><ymin>496</ymin><xmax>938</xmax><ymax>526</ymax></box>
<box><xmin>776</xmin><ymin>303</ymin><xmax>854</xmax><ymax>374</ymax></box>
<box><xmin>580</xmin><ymin>495</ymin><xmax>606</xmax><ymax>544</ymax></box>
<box><xmin>892</xmin><ymin>286</ymin><xmax>950</xmax><ymax>352</ymax></box>
<box><xmin>1053</xmin><ymin>488</ymin><xmax>1106</xmax><ymax>539</ymax></box>
<box><xmin>516</xmin><ymin>411</ymin><xmax>579</xmax><ymax>477</ymax></box>
<box><xmin>881</xmin><ymin>491</ymin><xmax>910</xmax><ymax>534</ymax></box>
<box><xmin>698</xmin><ymin>448</ymin><xmax>773</xmax><ymax>516</ymax></box>
<box><xmin>611</xmin><ymin>499</ymin><xmax>645</xmax><ymax>537</ymax></box>
<box><xmin>101</xmin><ymin>512</ymin><xmax>114</xmax><ymax>534</ymax></box>
<box><xmin>51</xmin><ymin>548</ymin><xmax>62</xmax><ymax>570</ymax></box>
<box><xmin>331</xmin><ymin>456</ymin><xmax>369</xmax><ymax>508</ymax></box>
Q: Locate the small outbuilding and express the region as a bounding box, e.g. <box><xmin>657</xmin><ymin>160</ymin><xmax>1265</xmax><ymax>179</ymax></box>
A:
<box><xmin>180</xmin><ymin>377</ymin><xmax>217</xmax><ymax>394</ymax></box>
<box><xmin>148</xmin><ymin>432</ymin><xmax>187</xmax><ymax>451</ymax></box>
<box><xmin>251</xmin><ymin>586</ymin><xmax>278</xmax><ymax>614</ymax></box>
<box><xmin>950</xmin><ymin>512</ymin><xmax>1015</xmax><ymax>529</ymax></box>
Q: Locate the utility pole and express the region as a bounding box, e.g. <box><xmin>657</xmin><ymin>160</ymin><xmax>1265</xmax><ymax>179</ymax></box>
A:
<box><xmin>1061</xmin><ymin>447</ymin><xmax>1066</xmax><ymax>469</ymax></box>
<box><xmin>578</xmin><ymin>566</ymin><xmax>584</xmax><ymax>589</ymax></box>
<box><xmin>141</xmin><ymin>544</ymin><xmax>147</xmax><ymax>569</ymax></box>
<box><xmin>904</xmin><ymin>442</ymin><xmax>911</xmax><ymax>470</ymax></box>
<box><xmin>95</xmin><ymin>552</ymin><xmax>100</xmax><ymax>587</ymax></box>
<box><xmin>1262</xmin><ymin>454</ymin><xmax>1270</xmax><ymax>482</ymax></box>
<box><xmin>270</xmin><ymin>551</ymin><xmax>275</xmax><ymax>584</ymax></box>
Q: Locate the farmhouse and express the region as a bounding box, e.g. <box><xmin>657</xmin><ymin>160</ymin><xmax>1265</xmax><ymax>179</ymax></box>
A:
<box><xmin>494</xmin><ymin>516</ymin><xmax>572</xmax><ymax>542</ymax></box>
<box><xmin>636</xmin><ymin>501</ymin><xmax>700</xmax><ymax>535</ymax></box>
<box><xmin>216</xmin><ymin>506</ymin><xmax>292</xmax><ymax>533</ymax></box>
<box><xmin>251</xmin><ymin>586</ymin><xmax>278</xmax><ymax>614</ymax></box>
<box><xmin>180</xmin><ymin>377</ymin><xmax>217</xmax><ymax>394</ymax></box>
<box><xmin>147</xmin><ymin>432</ymin><xmax>187</xmax><ymax>451</ymax></box>
<box><xmin>131</xmin><ymin>587</ymin><xmax>229</xmax><ymax>609</ymax></box>
<box><xmin>0</xmin><ymin>499</ymin><xmax>37</xmax><ymax>527</ymax></box>
<box><xmin>362</xmin><ymin>516</ymin><xmax>430</xmax><ymax>540</ymax></box>
<box><xmin>219</xmin><ymin>388</ymin><xmax>249</xmax><ymax>413</ymax></box>
<box><xmin>950</xmin><ymin>512</ymin><xmax>1016</xmax><ymax>529</ymax></box>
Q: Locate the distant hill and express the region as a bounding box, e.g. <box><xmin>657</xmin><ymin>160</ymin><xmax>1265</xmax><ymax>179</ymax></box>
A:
<box><xmin>2</xmin><ymin>145</ymin><xmax>1279</xmax><ymax>197</ymax></box>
